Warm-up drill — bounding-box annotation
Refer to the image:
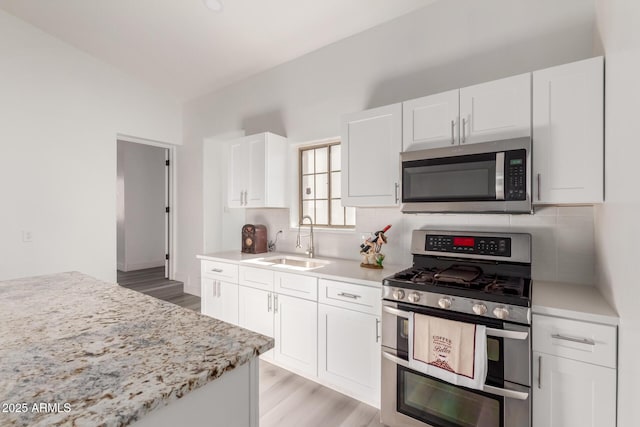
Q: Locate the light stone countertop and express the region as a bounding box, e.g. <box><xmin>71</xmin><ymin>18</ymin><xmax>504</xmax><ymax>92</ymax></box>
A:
<box><xmin>197</xmin><ymin>251</ymin><xmax>409</xmax><ymax>287</ymax></box>
<box><xmin>532</xmin><ymin>280</ymin><xmax>619</xmax><ymax>325</ymax></box>
<box><xmin>0</xmin><ymin>272</ymin><xmax>273</xmax><ymax>427</ymax></box>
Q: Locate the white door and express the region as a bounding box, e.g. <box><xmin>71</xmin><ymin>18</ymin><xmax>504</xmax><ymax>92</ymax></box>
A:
<box><xmin>216</xmin><ymin>281</ymin><xmax>239</xmax><ymax>325</ymax></box>
<box><xmin>227</xmin><ymin>141</ymin><xmax>246</xmax><ymax>207</ymax></box>
<box><xmin>532</xmin><ymin>352</ymin><xmax>616</xmax><ymax>427</ymax></box>
<box><xmin>533</xmin><ymin>56</ymin><xmax>604</xmax><ymax>204</ymax></box>
<box><xmin>403</xmin><ymin>89</ymin><xmax>460</xmax><ymax>151</ymax></box>
<box><xmin>246</xmin><ymin>134</ymin><xmax>266</xmax><ymax>207</ymax></box>
<box><xmin>341</xmin><ymin>103</ymin><xmax>402</xmax><ymax>207</ymax></box>
<box><xmin>274</xmin><ymin>294</ymin><xmax>318</xmax><ymax>376</ymax></box>
<box><xmin>318</xmin><ymin>304</ymin><xmax>381</xmax><ymax>407</ymax></box>
<box><xmin>459</xmin><ymin>73</ymin><xmax>531</xmax><ymax>145</ymax></box>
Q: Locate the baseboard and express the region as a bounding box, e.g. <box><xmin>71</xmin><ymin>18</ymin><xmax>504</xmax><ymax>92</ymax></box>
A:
<box><xmin>122</xmin><ymin>260</ymin><xmax>165</xmax><ymax>272</ymax></box>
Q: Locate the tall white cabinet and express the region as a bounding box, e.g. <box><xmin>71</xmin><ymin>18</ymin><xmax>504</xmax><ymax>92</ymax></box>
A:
<box><xmin>227</xmin><ymin>132</ymin><xmax>288</xmax><ymax>208</ymax></box>
<box><xmin>341</xmin><ymin>103</ymin><xmax>402</xmax><ymax>207</ymax></box>
<box><xmin>532</xmin><ymin>314</ymin><xmax>617</xmax><ymax>427</ymax></box>
<box><xmin>532</xmin><ymin>56</ymin><xmax>604</xmax><ymax>204</ymax></box>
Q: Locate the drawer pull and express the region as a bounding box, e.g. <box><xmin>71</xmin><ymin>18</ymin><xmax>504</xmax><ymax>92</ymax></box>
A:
<box><xmin>337</xmin><ymin>292</ymin><xmax>361</xmax><ymax>299</ymax></box>
<box><xmin>210</xmin><ymin>268</ymin><xmax>223</xmax><ymax>273</ymax></box>
<box><xmin>538</xmin><ymin>355</ymin><xmax>542</xmax><ymax>389</ymax></box>
<box><xmin>551</xmin><ymin>334</ymin><xmax>595</xmax><ymax>346</ymax></box>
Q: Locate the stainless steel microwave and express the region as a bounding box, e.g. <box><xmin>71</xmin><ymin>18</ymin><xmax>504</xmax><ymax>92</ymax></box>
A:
<box><xmin>400</xmin><ymin>137</ymin><xmax>532</xmax><ymax>213</ymax></box>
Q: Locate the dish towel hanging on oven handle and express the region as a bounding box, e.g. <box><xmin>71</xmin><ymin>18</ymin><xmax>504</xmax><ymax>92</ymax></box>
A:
<box><xmin>409</xmin><ymin>312</ymin><xmax>487</xmax><ymax>390</ymax></box>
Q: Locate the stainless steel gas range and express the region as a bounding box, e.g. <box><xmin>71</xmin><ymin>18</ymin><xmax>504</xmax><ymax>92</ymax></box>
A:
<box><xmin>381</xmin><ymin>230</ymin><xmax>532</xmax><ymax>427</ymax></box>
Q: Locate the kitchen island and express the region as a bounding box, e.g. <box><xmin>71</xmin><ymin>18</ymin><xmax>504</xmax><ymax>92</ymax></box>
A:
<box><xmin>0</xmin><ymin>272</ymin><xmax>273</xmax><ymax>427</ymax></box>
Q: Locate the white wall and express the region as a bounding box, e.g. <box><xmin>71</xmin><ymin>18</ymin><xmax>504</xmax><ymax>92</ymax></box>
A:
<box><xmin>117</xmin><ymin>141</ymin><xmax>167</xmax><ymax>272</ymax></box>
<box><xmin>595</xmin><ymin>1</ymin><xmax>640</xmax><ymax>426</ymax></box>
<box><xmin>181</xmin><ymin>0</ymin><xmax>597</xmax><ymax>295</ymax></box>
<box><xmin>0</xmin><ymin>10</ymin><xmax>181</xmax><ymax>283</ymax></box>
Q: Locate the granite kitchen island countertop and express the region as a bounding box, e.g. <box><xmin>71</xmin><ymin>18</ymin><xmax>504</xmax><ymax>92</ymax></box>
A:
<box><xmin>0</xmin><ymin>272</ymin><xmax>273</xmax><ymax>427</ymax></box>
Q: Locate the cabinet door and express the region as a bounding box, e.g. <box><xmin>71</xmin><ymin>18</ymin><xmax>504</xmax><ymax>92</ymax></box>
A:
<box><xmin>246</xmin><ymin>134</ymin><xmax>266</xmax><ymax>207</ymax></box>
<box><xmin>403</xmin><ymin>89</ymin><xmax>460</xmax><ymax>151</ymax></box>
<box><xmin>274</xmin><ymin>294</ymin><xmax>317</xmax><ymax>376</ymax></box>
<box><xmin>460</xmin><ymin>73</ymin><xmax>531</xmax><ymax>145</ymax></box>
<box><xmin>227</xmin><ymin>141</ymin><xmax>246</xmax><ymax>208</ymax></box>
<box><xmin>341</xmin><ymin>103</ymin><xmax>401</xmax><ymax>207</ymax></box>
<box><xmin>318</xmin><ymin>304</ymin><xmax>381</xmax><ymax>407</ymax></box>
<box><xmin>217</xmin><ymin>281</ymin><xmax>239</xmax><ymax>325</ymax></box>
<box><xmin>201</xmin><ymin>278</ymin><xmax>216</xmax><ymax>316</ymax></box>
<box><xmin>533</xmin><ymin>57</ymin><xmax>604</xmax><ymax>204</ymax></box>
<box><xmin>238</xmin><ymin>286</ymin><xmax>273</xmax><ymax>337</ymax></box>
<box><xmin>533</xmin><ymin>351</ymin><xmax>616</xmax><ymax>427</ymax></box>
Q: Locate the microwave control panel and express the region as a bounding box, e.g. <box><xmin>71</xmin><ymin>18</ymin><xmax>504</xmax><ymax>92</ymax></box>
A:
<box><xmin>426</xmin><ymin>235</ymin><xmax>512</xmax><ymax>257</ymax></box>
<box><xmin>505</xmin><ymin>150</ymin><xmax>527</xmax><ymax>201</ymax></box>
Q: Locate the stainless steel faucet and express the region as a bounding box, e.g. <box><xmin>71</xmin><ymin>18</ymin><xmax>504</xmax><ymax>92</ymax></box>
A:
<box><xmin>296</xmin><ymin>215</ymin><xmax>314</xmax><ymax>258</ymax></box>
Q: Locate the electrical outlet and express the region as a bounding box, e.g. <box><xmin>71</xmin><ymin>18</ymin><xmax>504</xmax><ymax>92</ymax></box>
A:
<box><xmin>22</xmin><ymin>231</ymin><xmax>33</xmax><ymax>243</ymax></box>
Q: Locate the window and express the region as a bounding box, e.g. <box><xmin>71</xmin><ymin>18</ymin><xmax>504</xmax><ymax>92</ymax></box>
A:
<box><xmin>299</xmin><ymin>141</ymin><xmax>355</xmax><ymax>228</ymax></box>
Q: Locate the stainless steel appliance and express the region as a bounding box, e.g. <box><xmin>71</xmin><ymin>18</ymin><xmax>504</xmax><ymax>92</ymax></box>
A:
<box><xmin>381</xmin><ymin>230</ymin><xmax>532</xmax><ymax>427</ymax></box>
<box><xmin>400</xmin><ymin>137</ymin><xmax>531</xmax><ymax>214</ymax></box>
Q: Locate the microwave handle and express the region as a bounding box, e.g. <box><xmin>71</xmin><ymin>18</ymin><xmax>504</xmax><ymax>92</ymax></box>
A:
<box><xmin>495</xmin><ymin>152</ymin><xmax>505</xmax><ymax>200</ymax></box>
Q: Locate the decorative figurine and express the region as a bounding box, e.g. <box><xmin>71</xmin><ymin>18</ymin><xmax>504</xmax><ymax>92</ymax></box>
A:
<box><xmin>360</xmin><ymin>224</ymin><xmax>391</xmax><ymax>269</ymax></box>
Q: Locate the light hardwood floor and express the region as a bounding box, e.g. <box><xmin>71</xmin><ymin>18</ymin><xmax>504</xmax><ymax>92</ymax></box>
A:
<box><xmin>126</xmin><ymin>272</ymin><xmax>383</xmax><ymax>426</ymax></box>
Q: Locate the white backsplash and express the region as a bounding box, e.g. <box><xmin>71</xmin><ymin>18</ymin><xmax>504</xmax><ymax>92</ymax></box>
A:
<box><xmin>245</xmin><ymin>206</ymin><xmax>596</xmax><ymax>286</ymax></box>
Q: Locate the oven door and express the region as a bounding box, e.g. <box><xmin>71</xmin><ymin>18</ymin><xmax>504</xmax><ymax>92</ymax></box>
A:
<box><xmin>381</xmin><ymin>301</ymin><xmax>530</xmax><ymax>427</ymax></box>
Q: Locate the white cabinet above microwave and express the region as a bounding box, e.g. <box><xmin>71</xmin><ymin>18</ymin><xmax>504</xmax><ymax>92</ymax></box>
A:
<box><xmin>403</xmin><ymin>73</ymin><xmax>531</xmax><ymax>151</ymax></box>
<box><xmin>227</xmin><ymin>132</ymin><xmax>288</xmax><ymax>208</ymax></box>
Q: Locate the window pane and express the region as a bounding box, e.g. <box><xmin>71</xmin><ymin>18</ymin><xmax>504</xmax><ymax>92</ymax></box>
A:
<box><xmin>330</xmin><ymin>145</ymin><xmax>341</xmax><ymax>171</ymax></box>
<box><xmin>315</xmin><ymin>200</ymin><xmax>328</xmax><ymax>225</ymax></box>
<box><xmin>302</xmin><ymin>201</ymin><xmax>314</xmax><ymax>220</ymax></box>
<box><xmin>331</xmin><ymin>172</ymin><xmax>341</xmax><ymax>199</ymax></box>
<box><xmin>346</xmin><ymin>206</ymin><xmax>356</xmax><ymax>226</ymax></box>
<box><xmin>331</xmin><ymin>200</ymin><xmax>344</xmax><ymax>225</ymax></box>
<box><xmin>302</xmin><ymin>149</ymin><xmax>314</xmax><ymax>174</ymax></box>
<box><xmin>315</xmin><ymin>147</ymin><xmax>328</xmax><ymax>173</ymax></box>
<box><xmin>316</xmin><ymin>173</ymin><xmax>328</xmax><ymax>199</ymax></box>
<box><xmin>302</xmin><ymin>175</ymin><xmax>315</xmax><ymax>200</ymax></box>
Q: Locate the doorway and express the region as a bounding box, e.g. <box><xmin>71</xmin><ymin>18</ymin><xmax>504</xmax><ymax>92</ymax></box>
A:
<box><xmin>116</xmin><ymin>139</ymin><xmax>171</xmax><ymax>279</ymax></box>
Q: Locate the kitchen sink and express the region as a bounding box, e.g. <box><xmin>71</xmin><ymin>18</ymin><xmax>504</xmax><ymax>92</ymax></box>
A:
<box><xmin>244</xmin><ymin>255</ymin><xmax>331</xmax><ymax>271</ymax></box>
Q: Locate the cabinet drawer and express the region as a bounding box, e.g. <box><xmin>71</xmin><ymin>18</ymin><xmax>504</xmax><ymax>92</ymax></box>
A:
<box><xmin>532</xmin><ymin>314</ymin><xmax>617</xmax><ymax>368</ymax></box>
<box><xmin>239</xmin><ymin>266</ymin><xmax>274</xmax><ymax>291</ymax></box>
<box><xmin>319</xmin><ymin>279</ymin><xmax>381</xmax><ymax>315</ymax></box>
<box><xmin>201</xmin><ymin>260</ymin><xmax>238</xmax><ymax>282</ymax></box>
<box><xmin>274</xmin><ymin>272</ymin><xmax>317</xmax><ymax>301</ymax></box>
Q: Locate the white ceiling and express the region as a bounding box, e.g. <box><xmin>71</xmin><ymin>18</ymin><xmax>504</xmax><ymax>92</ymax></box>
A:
<box><xmin>0</xmin><ymin>0</ymin><xmax>433</xmax><ymax>101</ymax></box>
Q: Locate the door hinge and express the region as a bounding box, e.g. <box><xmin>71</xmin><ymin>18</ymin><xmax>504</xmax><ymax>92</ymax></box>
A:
<box><xmin>165</xmin><ymin>206</ymin><xmax>170</xmax><ymax>213</ymax></box>
<box><xmin>165</xmin><ymin>253</ymin><xmax>169</xmax><ymax>260</ymax></box>
<box><xmin>165</xmin><ymin>160</ymin><xmax>170</xmax><ymax>166</ymax></box>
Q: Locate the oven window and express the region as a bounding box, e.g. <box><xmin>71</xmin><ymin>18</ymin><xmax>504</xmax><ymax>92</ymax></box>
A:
<box><xmin>398</xmin><ymin>366</ymin><xmax>502</xmax><ymax>427</ymax></box>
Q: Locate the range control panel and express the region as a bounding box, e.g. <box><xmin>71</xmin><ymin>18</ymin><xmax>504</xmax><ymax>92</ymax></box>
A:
<box><xmin>426</xmin><ymin>234</ymin><xmax>512</xmax><ymax>257</ymax></box>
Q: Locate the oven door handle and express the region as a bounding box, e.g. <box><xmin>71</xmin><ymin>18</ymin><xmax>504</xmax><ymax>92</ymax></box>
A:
<box><xmin>382</xmin><ymin>306</ymin><xmax>529</xmax><ymax>340</ymax></box>
<box><xmin>381</xmin><ymin>350</ymin><xmax>529</xmax><ymax>401</ymax></box>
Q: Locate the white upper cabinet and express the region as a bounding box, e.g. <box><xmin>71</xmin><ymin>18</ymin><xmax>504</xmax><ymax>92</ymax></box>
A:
<box><xmin>403</xmin><ymin>89</ymin><xmax>460</xmax><ymax>151</ymax></box>
<box><xmin>533</xmin><ymin>56</ymin><xmax>604</xmax><ymax>204</ymax></box>
<box><xmin>341</xmin><ymin>103</ymin><xmax>401</xmax><ymax>207</ymax></box>
<box><xmin>227</xmin><ymin>132</ymin><xmax>288</xmax><ymax>208</ymax></box>
<box><xmin>459</xmin><ymin>73</ymin><xmax>532</xmax><ymax>145</ymax></box>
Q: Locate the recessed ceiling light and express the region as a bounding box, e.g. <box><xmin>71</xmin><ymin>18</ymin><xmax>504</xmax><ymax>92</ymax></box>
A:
<box><xmin>203</xmin><ymin>0</ymin><xmax>223</xmax><ymax>12</ymax></box>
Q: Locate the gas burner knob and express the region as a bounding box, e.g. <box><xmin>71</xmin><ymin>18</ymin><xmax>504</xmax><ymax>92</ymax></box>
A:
<box><xmin>493</xmin><ymin>306</ymin><xmax>510</xmax><ymax>320</ymax></box>
<box><xmin>472</xmin><ymin>303</ymin><xmax>488</xmax><ymax>315</ymax></box>
<box><xmin>408</xmin><ymin>292</ymin><xmax>421</xmax><ymax>303</ymax></box>
<box><xmin>438</xmin><ymin>297</ymin><xmax>452</xmax><ymax>309</ymax></box>
<box><xmin>392</xmin><ymin>289</ymin><xmax>405</xmax><ymax>300</ymax></box>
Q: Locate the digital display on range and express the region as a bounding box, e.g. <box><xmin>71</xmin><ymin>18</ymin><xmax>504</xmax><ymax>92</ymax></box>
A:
<box><xmin>453</xmin><ymin>237</ymin><xmax>475</xmax><ymax>247</ymax></box>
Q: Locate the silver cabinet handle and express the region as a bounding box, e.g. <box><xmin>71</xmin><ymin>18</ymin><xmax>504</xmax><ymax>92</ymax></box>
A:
<box><xmin>462</xmin><ymin>117</ymin><xmax>467</xmax><ymax>143</ymax></box>
<box><xmin>216</xmin><ymin>281</ymin><xmax>221</xmax><ymax>297</ymax></box>
<box><xmin>244</xmin><ymin>190</ymin><xmax>248</xmax><ymax>206</ymax></box>
<box><xmin>375</xmin><ymin>318</ymin><xmax>381</xmax><ymax>343</ymax></box>
<box><xmin>212</xmin><ymin>280</ymin><xmax>217</xmax><ymax>298</ymax></box>
<box><xmin>267</xmin><ymin>292</ymin><xmax>272</xmax><ymax>312</ymax></box>
<box><xmin>537</xmin><ymin>173</ymin><xmax>541</xmax><ymax>201</ymax></box>
<box><xmin>210</xmin><ymin>268</ymin><xmax>223</xmax><ymax>273</ymax></box>
<box><xmin>240</xmin><ymin>191</ymin><xmax>244</xmax><ymax>205</ymax></box>
<box><xmin>338</xmin><ymin>292</ymin><xmax>361</xmax><ymax>299</ymax></box>
<box><xmin>538</xmin><ymin>355</ymin><xmax>542</xmax><ymax>389</ymax></box>
<box><xmin>551</xmin><ymin>334</ymin><xmax>596</xmax><ymax>346</ymax></box>
<box><xmin>450</xmin><ymin>119</ymin><xmax>455</xmax><ymax>144</ymax></box>
<box><xmin>394</xmin><ymin>182</ymin><xmax>399</xmax><ymax>204</ymax></box>
<box><xmin>274</xmin><ymin>294</ymin><xmax>278</xmax><ymax>313</ymax></box>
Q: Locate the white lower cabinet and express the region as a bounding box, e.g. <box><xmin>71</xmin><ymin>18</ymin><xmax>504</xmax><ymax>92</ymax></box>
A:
<box><xmin>274</xmin><ymin>294</ymin><xmax>317</xmax><ymax>376</ymax></box>
<box><xmin>532</xmin><ymin>313</ymin><xmax>617</xmax><ymax>427</ymax></box>
<box><xmin>201</xmin><ymin>278</ymin><xmax>239</xmax><ymax>326</ymax></box>
<box><xmin>318</xmin><ymin>303</ymin><xmax>380</xmax><ymax>407</ymax></box>
<box><xmin>532</xmin><ymin>351</ymin><xmax>616</xmax><ymax>427</ymax></box>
